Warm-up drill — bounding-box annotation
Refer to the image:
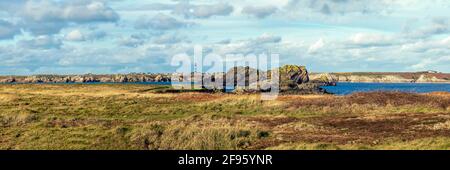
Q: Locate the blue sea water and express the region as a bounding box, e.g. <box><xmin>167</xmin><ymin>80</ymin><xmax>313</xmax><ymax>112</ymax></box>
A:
<box><xmin>322</xmin><ymin>82</ymin><xmax>450</xmax><ymax>95</ymax></box>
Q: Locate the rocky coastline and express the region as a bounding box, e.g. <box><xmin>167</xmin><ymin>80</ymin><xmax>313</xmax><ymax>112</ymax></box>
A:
<box><xmin>0</xmin><ymin>65</ymin><xmax>330</xmax><ymax>94</ymax></box>
<box><xmin>309</xmin><ymin>72</ymin><xmax>450</xmax><ymax>84</ymax></box>
<box><xmin>0</xmin><ymin>73</ymin><xmax>172</xmax><ymax>84</ymax></box>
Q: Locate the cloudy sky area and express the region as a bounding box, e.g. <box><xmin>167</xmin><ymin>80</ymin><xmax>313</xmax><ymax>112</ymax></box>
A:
<box><xmin>0</xmin><ymin>0</ymin><xmax>449</xmax><ymax>75</ymax></box>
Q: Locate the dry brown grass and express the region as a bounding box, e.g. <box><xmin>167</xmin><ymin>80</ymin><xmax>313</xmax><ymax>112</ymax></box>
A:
<box><xmin>129</xmin><ymin>115</ymin><xmax>267</xmax><ymax>150</ymax></box>
<box><xmin>286</xmin><ymin>91</ymin><xmax>450</xmax><ymax>109</ymax></box>
<box><xmin>1</xmin><ymin>84</ymin><xmax>450</xmax><ymax>150</ymax></box>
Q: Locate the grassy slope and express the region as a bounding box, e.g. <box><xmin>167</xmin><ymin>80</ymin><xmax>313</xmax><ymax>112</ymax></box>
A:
<box><xmin>0</xmin><ymin>84</ymin><xmax>449</xmax><ymax>150</ymax></box>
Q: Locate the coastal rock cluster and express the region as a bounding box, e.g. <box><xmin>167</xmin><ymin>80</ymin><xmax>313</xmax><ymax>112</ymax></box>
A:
<box><xmin>217</xmin><ymin>65</ymin><xmax>326</xmax><ymax>94</ymax></box>
<box><xmin>0</xmin><ymin>74</ymin><xmax>171</xmax><ymax>83</ymax></box>
<box><xmin>309</xmin><ymin>72</ymin><xmax>450</xmax><ymax>83</ymax></box>
<box><xmin>0</xmin><ymin>65</ymin><xmax>329</xmax><ymax>94</ymax></box>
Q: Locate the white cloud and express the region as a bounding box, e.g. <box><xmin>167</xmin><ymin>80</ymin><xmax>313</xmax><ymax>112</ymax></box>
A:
<box><xmin>3</xmin><ymin>0</ymin><xmax>120</xmax><ymax>35</ymax></box>
<box><xmin>349</xmin><ymin>33</ymin><xmax>395</xmax><ymax>47</ymax></box>
<box><xmin>18</xmin><ymin>35</ymin><xmax>62</xmax><ymax>49</ymax></box>
<box><xmin>21</xmin><ymin>1</ymin><xmax>119</xmax><ymax>23</ymax></box>
<box><xmin>152</xmin><ymin>34</ymin><xmax>187</xmax><ymax>44</ymax></box>
<box><xmin>135</xmin><ymin>13</ymin><xmax>191</xmax><ymax>30</ymax></box>
<box><xmin>1</xmin><ymin>0</ymin><xmax>450</xmax><ymax>74</ymax></box>
<box><xmin>406</xmin><ymin>18</ymin><xmax>449</xmax><ymax>39</ymax></box>
<box><xmin>242</xmin><ymin>5</ymin><xmax>278</xmax><ymax>18</ymax></box>
<box><xmin>145</xmin><ymin>2</ymin><xmax>234</xmax><ymax>19</ymax></box>
<box><xmin>254</xmin><ymin>33</ymin><xmax>282</xmax><ymax>43</ymax></box>
<box><xmin>284</xmin><ymin>0</ymin><xmax>391</xmax><ymax>15</ymax></box>
<box><xmin>65</xmin><ymin>30</ymin><xmax>85</xmax><ymax>41</ymax></box>
<box><xmin>118</xmin><ymin>34</ymin><xmax>146</xmax><ymax>47</ymax></box>
<box><xmin>186</xmin><ymin>3</ymin><xmax>234</xmax><ymax>18</ymax></box>
<box><xmin>411</xmin><ymin>58</ymin><xmax>434</xmax><ymax>70</ymax></box>
<box><xmin>308</xmin><ymin>38</ymin><xmax>325</xmax><ymax>54</ymax></box>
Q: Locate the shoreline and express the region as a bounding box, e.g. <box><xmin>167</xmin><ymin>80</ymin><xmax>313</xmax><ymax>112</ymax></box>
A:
<box><xmin>1</xmin><ymin>81</ymin><xmax>450</xmax><ymax>84</ymax></box>
<box><xmin>334</xmin><ymin>81</ymin><xmax>450</xmax><ymax>84</ymax></box>
<box><xmin>0</xmin><ymin>83</ymin><xmax>448</xmax><ymax>97</ymax></box>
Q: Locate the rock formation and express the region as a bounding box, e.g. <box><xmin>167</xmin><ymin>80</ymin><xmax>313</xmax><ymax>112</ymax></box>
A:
<box><xmin>214</xmin><ymin>65</ymin><xmax>326</xmax><ymax>94</ymax></box>
<box><xmin>0</xmin><ymin>73</ymin><xmax>172</xmax><ymax>84</ymax></box>
<box><xmin>309</xmin><ymin>73</ymin><xmax>338</xmax><ymax>86</ymax></box>
<box><xmin>309</xmin><ymin>72</ymin><xmax>450</xmax><ymax>83</ymax></box>
<box><xmin>0</xmin><ymin>65</ymin><xmax>329</xmax><ymax>94</ymax></box>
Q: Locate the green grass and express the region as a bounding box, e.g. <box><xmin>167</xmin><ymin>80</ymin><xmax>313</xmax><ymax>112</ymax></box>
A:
<box><xmin>0</xmin><ymin>84</ymin><xmax>449</xmax><ymax>150</ymax></box>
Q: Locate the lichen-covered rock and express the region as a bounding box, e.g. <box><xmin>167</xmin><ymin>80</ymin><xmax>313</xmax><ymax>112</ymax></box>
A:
<box><xmin>279</xmin><ymin>65</ymin><xmax>309</xmax><ymax>84</ymax></box>
<box><xmin>276</xmin><ymin>65</ymin><xmax>309</xmax><ymax>91</ymax></box>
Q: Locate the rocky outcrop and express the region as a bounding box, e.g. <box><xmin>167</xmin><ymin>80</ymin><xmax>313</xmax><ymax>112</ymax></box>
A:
<box><xmin>310</xmin><ymin>72</ymin><xmax>450</xmax><ymax>83</ymax></box>
<box><xmin>278</xmin><ymin>65</ymin><xmax>309</xmax><ymax>84</ymax></box>
<box><xmin>217</xmin><ymin>65</ymin><xmax>326</xmax><ymax>94</ymax></box>
<box><xmin>0</xmin><ymin>77</ymin><xmax>15</xmax><ymax>83</ymax></box>
<box><xmin>415</xmin><ymin>74</ymin><xmax>450</xmax><ymax>83</ymax></box>
<box><xmin>223</xmin><ymin>66</ymin><xmax>261</xmax><ymax>87</ymax></box>
<box><xmin>309</xmin><ymin>73</ymin><xmax>338</xmax><ymax>86</ymax></box>
<box><xmin>0</xmin><ymin>65</ymin><xmax>328</xmax><ymax>94</ymax></box>
<box><xmin>275</xmin><ymin>65</ymin><xmax>312</xmax><ymax>92</ymax></box>
<box><xmin>0</xmin><ymin>73</ymin><xmax>172</xmax><ymax>84</ymax></box>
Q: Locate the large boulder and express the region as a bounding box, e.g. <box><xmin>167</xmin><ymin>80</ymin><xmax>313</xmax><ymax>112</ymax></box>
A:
<box><xmin>221</xmin><ymin>65</ymin><xmax>315</xmax><ymax>93</ymax></box>
<box><xmin>276</xmin><ymin>65</ymin><xmax>309</xmax><ymax>91</ymax></box>
<box><xmin>279</xmin><ymin>65</ymin><xmax>309</xmax><ymax>84</ymax></box>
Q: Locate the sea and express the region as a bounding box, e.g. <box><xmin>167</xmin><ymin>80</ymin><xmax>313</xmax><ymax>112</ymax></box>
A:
<box><xmin>321</xmin><ymin>82</ymin><xmax>450</xmax><ymax>95</ymax></box>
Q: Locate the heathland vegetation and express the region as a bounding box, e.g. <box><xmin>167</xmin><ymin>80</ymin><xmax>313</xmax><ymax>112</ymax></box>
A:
<box><xmin>1</xmin><ymin>84</ymin><xmax>449</xmax><ymax>150</ymax></box>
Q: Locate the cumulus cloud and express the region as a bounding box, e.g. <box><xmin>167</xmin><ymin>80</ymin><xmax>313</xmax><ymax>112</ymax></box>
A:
<box><xmin>284</xmin><ymin>0</ymin><xmax>388</xmax><ymax>15</ymax></box>
<box><xmin>211</xmin><ymin>33</ymin><xmax>282</xmax><ymax>55</ymax></box>
<box><xmin>65</xmin><ymin>30</ymin><xmax>85</xmax><ymax>41</ymax></box>
<box><xmin>0</xmin><ymin>19</ymin><xmax>20</xmax><ymax>40</ymax></box>
<box><xmin>20</xmin><ymin>1</ymin><xmax>119</xmax><ymax>23</ymax></box>
<box><xmin>142</xmin><ymin>2</ymin><xmax>234</xmax><ymax>19</ymax></box>
<box><xmin>135</xmin><ymin>13</ymin><xmax>191</xmax><ymax>30</ymax></box>
<box><xmin>1</xmin><ymin>0</ymin><xmax>450</xmax><ymax>74</ymax></box>
<box><xmin>86</xmin><ymin>30</ymin><xmax>107</xmax><ymax>40</ymax></box>
<box><xmin>118</xmin><ymin>34</ymin><xmax>146</xmax><ymax>47</ymax></box>
<box><xmin>308</xmin><ymin>38</ymin><xmax>325</xmax><ymax>54</ymax></box>
<box><xmin>2</xmin><ymin>0</ymin><xmax>120</xmax><ymax>35</ymax></box>
<box><xmin>64</xmin><ymin>28</ymin><xmax>106</xmax><ymax>42</ymax></box>
<box><xmin>18</xmin><ymin>35</ymin><xmax>62</xmax><ymax>49</ymax></box>
<box><xmin>254</xmin><ymin>33</ymin><xmax>282</xmax><ymax>44</ymax></box>
<box><xmin>242</xmin><ymin>5</ymin><xmax>278</xmax><ymax>18</ymax></box>
<box><xmin>348</xmin><ymin>33</ymin><xmax>395</xmax><ymax>47</ymax></box>
<box><xmin>152</xmin><ymin>34</ymin><xmax>187</xmax><ymax>44</ymax></box>
<box><xmin>406</xmin><ymin>18</ymin><xmax>449</xmax><ymax>39</ymax></box>
<box><xmin>180</xmin><ymin>3</ymin><xmax>234</xmax><ymax>19</ymax></box>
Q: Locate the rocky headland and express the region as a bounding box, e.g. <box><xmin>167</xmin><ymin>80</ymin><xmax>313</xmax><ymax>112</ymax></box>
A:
<box><xmin>2</xmin><ymin>68</ymin><xmax>448</xmax><ymax>94</ymax></box>
<box><xmin>309</xmin><ymin>72</ymin><xmax>450</xmax><ymax>83</ymax></box>
<box><xmin>0</xmin><ymin>65</ymin><xmax>328</xmax><ymax>94</ymax></box>
<box><xmin>0</xmin><ymin>73</ymin><xmax>172</xmax><ymax>84</ymax></box>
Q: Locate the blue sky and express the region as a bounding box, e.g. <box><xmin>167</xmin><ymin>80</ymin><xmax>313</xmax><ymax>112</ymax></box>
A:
<box><xmin>0</xmin><ymin>0</ymin><xmax>449</xmax><ymax>75</ymax></box>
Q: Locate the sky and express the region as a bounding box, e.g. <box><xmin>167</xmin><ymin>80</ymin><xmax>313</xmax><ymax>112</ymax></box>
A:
<box><xmin>0</xmin><ymin>0</ymin><xmax>449</xmax><ymax>75</ymax></box>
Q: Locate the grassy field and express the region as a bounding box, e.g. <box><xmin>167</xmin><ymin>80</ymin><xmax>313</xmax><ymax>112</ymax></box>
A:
<box><xmin>0</xmin><ymin>84</ymin><xmax>449</xmax><ymax>150</ymax></box>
